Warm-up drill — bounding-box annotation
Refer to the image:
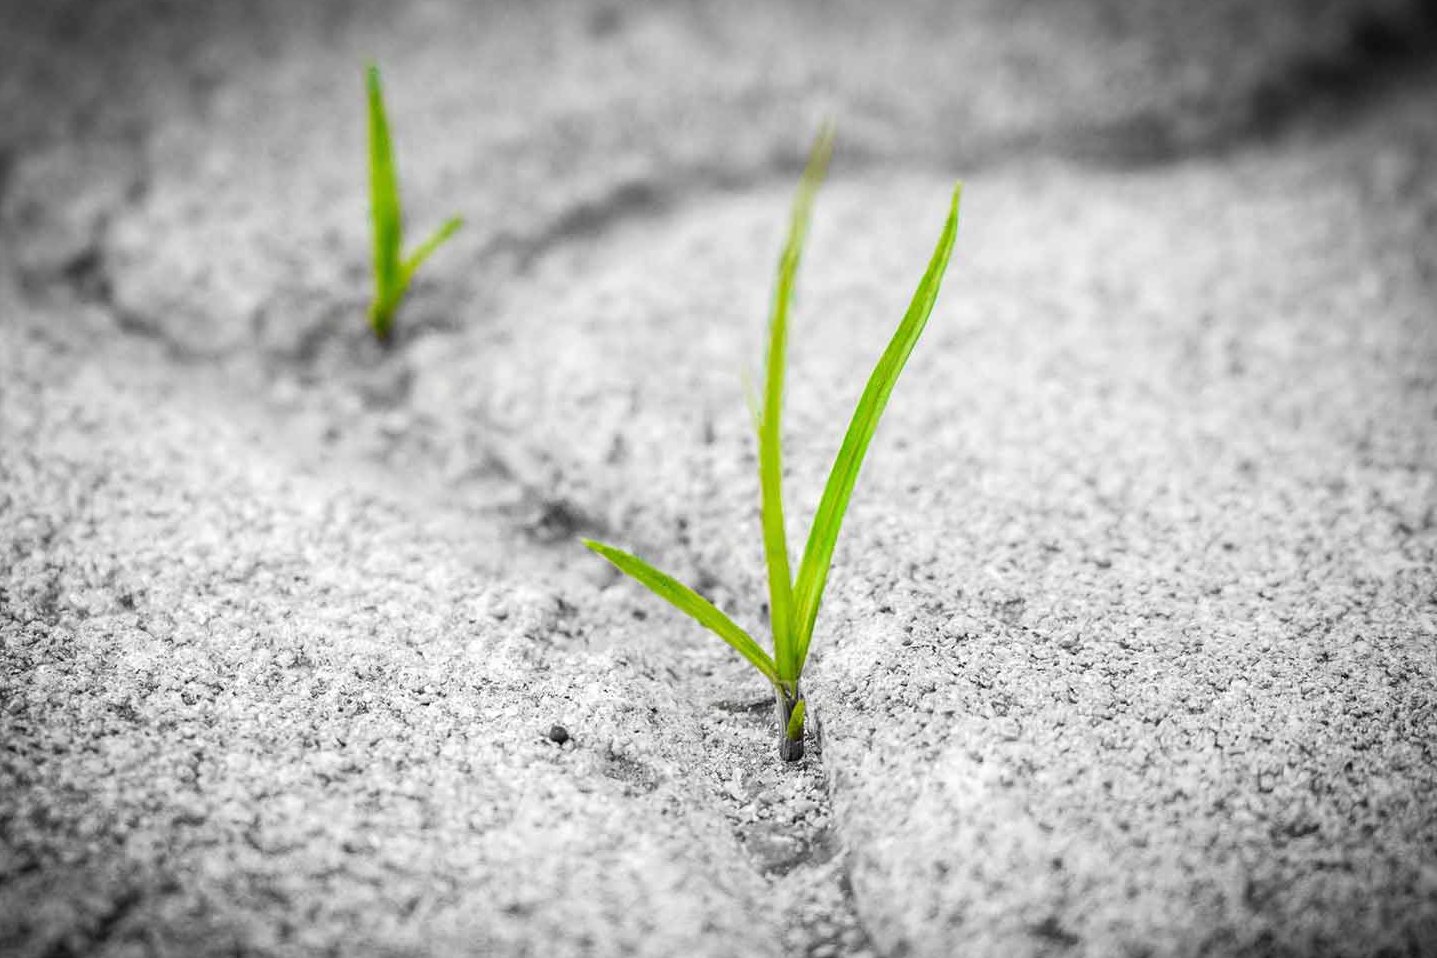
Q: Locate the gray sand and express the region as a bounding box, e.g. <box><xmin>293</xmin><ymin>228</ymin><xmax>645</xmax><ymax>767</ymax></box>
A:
<box><xmin>3</xmin><ymin>2</ymin><xmax>1435</xmax><ymax>956</ymax></box>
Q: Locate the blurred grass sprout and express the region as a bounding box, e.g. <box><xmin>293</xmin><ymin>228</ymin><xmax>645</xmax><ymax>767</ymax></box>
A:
<box><xmin>585</xmin><ymin>128</ymin><xmax>962</xmax><ymax>761</ymax></box>
<box><xmin>366</xmin><ymin>63</ymin><xmax>463</xmax><ymax>340</ymax></box>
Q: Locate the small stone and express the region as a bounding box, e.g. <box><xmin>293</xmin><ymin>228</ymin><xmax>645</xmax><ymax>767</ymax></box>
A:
<box><xmin>547</xmin><ymin>725</ymin><xmax>570</xmax><ymax>745</ymax></box>
<box><xmin>582</xmin><ymin>559</ymin><xmax>620</xmax><ymax>589</ymax></box>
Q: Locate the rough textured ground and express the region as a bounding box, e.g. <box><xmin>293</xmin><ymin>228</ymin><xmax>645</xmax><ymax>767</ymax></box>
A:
<box><xmin>3</xmin><ymin>1</ymin><xmax>1436</xmax><ymax>956</ymax></box>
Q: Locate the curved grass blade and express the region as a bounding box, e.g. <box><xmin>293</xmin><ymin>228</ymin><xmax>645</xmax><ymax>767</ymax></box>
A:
<box><xmin>366</xmin><ymin>63</ymin><xmax>403</xmax><ymax>338</ymax></box>
<box><xmin>583</xmin><ymin>539</ymin><xmax>781</xmax><ymax>686</ymax></box>
<box><xmin>761</xmin><ymin>124</ymin><xmax>834</xmax><ymax>683</ymax></box>
<box><xmin>791</xmin><ymin>183</ymin><xmax>963</xmax><ymax>673</ymax></box>
<box><xmin>402</xmin><ymin>216</ymin><xmax>465</xmax><ymax>285</ymax></box>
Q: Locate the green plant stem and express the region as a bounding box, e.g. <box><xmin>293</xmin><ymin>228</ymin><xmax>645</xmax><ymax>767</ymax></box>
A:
<box><xmin>775</xmin><ymin>687</ymin><xmax>805</xmax><ymax>762</ymax></box>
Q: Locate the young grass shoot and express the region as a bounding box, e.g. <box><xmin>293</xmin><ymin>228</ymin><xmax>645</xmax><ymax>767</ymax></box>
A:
<box><xmin>365</xmin><ymin>63</ymin><xmax>463</xmax><ymax>341</ymax></box>
<box><xmin>584</xmin><ymin>130</ymin><xmax>962</xmax><ymax>761</ymax></box>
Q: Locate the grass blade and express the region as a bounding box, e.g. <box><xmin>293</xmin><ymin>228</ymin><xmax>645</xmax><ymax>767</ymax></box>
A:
<box><xmin>583</xmin><ymin>538</ymin><xmax>781</xmax><ymax>686</ymax></box>
<box><xmin>761</xmin><ymin>124</ymin><xmax>834</xmax><ymax>683</ymax></box>
<box><xmin>791</xmin><ymin>183</ymin><xmax>962</xmax><ymax>672</ymax></box>
<box><xmin>401</xmin><ymin>216</ymin><xmax>465</xmax><ymax>285</ymax></box>
<box><xmin>367</xmin><ymin>63</ymin><xmax>403</xmax><ymax>337</ymax></box>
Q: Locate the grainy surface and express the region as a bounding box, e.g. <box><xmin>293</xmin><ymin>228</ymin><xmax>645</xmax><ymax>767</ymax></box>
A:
<box><xmin>2</xmin><ymin>1</ymin><xmax>1436</xmax><ymax>956</ymax></box>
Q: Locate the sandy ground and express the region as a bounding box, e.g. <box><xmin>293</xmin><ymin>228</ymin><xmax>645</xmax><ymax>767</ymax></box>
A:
<box><xmin>3</xmin><ymin>1</ymin><xmax>1436</xmax><ymax>956</ymax></box>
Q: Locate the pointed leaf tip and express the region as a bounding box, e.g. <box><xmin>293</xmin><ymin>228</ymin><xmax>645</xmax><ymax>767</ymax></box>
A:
<box><xmin>790</xmin><ymin>181</ymin><xmax>962</xmax><ymax>673</ymax></box>
<box><xmin>401</xmin><ymin>216</ymin><xmax>465</xmax><ymax>284</ymax></box>
<box><xmin>582</xmin><ymin>539</ymin><xmax>782</xmax><ymax>686</ymax></box>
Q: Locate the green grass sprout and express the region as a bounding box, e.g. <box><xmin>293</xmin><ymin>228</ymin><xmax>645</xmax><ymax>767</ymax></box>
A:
<box><xmin>365</xmin><ymin>63</ymin><xmax>463</xmax><ymax>341</ymax></box>
<box><xmin>584</xmin><ymin>129</ymin><xmax>962</xmax><ymax>761</ymax></box>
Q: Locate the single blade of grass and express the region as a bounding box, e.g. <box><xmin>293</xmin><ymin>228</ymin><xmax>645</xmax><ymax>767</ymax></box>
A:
<box><xmin>366</xmin><ymin>63</ymin><xmax>402</xmax><ymax>335</ymax></box>
<box><xmin>784</xmin><ymin>699</ymin><xmax>806</xmax><ymax>741</ymax></box>
<box><xmin>583</xmin><ymin>538</ymin><xmax>781</xmax><ymax>686</ymax></box>
<box><xmin>401</xmin><ymin>216</ymin><xmax>465</xmax><ymax>285</ymax></box>
<box><xmin>791</xmin><ymin>183</ymin><xmax>963</xmax><ymax>673</ymax></box>
<box><xmin>761</xmin><ymin>124</ymin><xmax>834</xmax><ymax>683</ymax></box>
<box><xmin>364</xmin><ymin>65</ymin><xmax>463</xmax><ymax>340</ymax></box>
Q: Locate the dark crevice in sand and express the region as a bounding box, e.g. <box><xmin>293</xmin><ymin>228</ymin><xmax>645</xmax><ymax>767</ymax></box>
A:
<box><xmin>788</xmin><ymin>816</ymin><xmax>881</xmax><ymax>954</ymax></box>
<box><xmin>483</xmin><ymin>157</ymin><xmax>810</xmax><ymax>275</ymax></box>
<box><xmin>827</xmin><ymin>867</ymin><xmax>880</xmax><ymax>958</ymax></box>
<box><xmin>1258</xmin><ymin>0</ymin><xmax>1437</xmax><ymax>115</ymax></box>
<box><xmin>802</xmin><ymin>716</ymin><xmax>882</xmax><ymax>958</ymax></box>
<box><xmin>499</xmin><ymin>178</ymin><xmax>670</xmax><ymax>274</ymax></box>
<box><xmin>665</xmin><ymin>686</ymin><xmax>880</xmax><ymax>956</ymax></box>
<box><xmin>482</xmin><ymin>134</ymin><xmax>984</xmax><ymax>281</ymax></box>
<box><xmin>5</xmin><ymin>135</ymin><xmax>207</xmax><ymax>364</ymax></box>
<box><xmin>1066</xmin><ymin>0</ymin><xmax>1437</xmax><ymax>166</ymax></box>
<box><xmin>53</xmin><ymin>239</ymin><xmax>203</xmax><ymax>364</ymax></box>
